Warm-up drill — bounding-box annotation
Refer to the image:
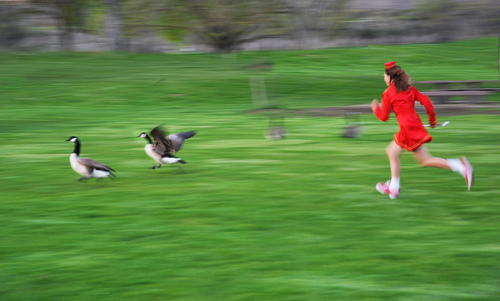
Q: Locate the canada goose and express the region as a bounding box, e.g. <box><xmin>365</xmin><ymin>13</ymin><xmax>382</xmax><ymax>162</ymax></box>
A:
<box><xmin>137</xmin><ymin>126</ymin><xmax>196</xmax><ymax>170</ymax></box>
<box><xmin>65</xmin><ymin>136</ymin><xmax>116</xmax><ymax>181</ymax></box>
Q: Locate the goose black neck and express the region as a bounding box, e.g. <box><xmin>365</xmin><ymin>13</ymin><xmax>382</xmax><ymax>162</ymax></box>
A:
<box><xmin>144</xmin><ymin>135</ymin><xmax>153</xmax><ymax>144</ymax></box>
<box><xmin>73</xmin><ymin>140</ymin><xmax>81</xmax><ymax>155</ymax></box>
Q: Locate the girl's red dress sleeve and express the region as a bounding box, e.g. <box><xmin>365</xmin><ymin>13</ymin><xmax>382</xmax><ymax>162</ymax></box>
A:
<box><xmin>413</xmin><ymin>87</ymin><xmax>437</xmax><ymax>126</ymax></box>
<box><xmin>373</xmin><ymin>89</ymin><xmax>392</xmax><ymax>121</ymax></box>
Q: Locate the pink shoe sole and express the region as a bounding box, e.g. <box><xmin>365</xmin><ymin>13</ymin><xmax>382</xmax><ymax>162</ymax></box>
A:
<box><xmin>376</xmin><ymin>181</ymin><xmax>399</xmax><ymax>199</ymax></box>
<box><xmin>460</xmin><ymin>156</ymin><xmax>474</xmax><ymax>191</ymax></box>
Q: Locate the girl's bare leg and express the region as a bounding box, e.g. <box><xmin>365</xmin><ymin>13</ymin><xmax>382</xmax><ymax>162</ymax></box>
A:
<box><xmin>386</xmin><ymin>140</ymin><xmax>404</xmax><ymax>178</ymax></box>
<box><xmin>412</xmin><ymin>144</ymin><xmax>473</xmax><ymax>191</ymax></box>
<box><xmin>385</xmin><ymin>140</ymin><xmax>404</xmax><ymax>192</ymax></box>
<box><xmin>411</xmin><ymin>145</ymin><xmax>452</xmax><ymax>170</ymax></box>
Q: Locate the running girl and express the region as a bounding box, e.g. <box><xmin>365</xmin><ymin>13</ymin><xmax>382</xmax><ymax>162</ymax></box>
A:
<box><xmin>371</xmin><ymin>61</ymin><xmax>474</xmax><ymax>199</ymax></box>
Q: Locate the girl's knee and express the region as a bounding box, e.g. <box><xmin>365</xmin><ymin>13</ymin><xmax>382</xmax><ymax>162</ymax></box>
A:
<box><xmin>417</xmin><ymin>158</ymin><xmax>433</xmax><ymax>167</ymax></box>
<box><xmin>386</xmin><ymin>146</ymin><xmax>397</xmax><ymax>157</ymax></box>
<box><xmin>418</xmin><ymin>160</ymin><xmax>428</xmax><ymax>167</ymax></box>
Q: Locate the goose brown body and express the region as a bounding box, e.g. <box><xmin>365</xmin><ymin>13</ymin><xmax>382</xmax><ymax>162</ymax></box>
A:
<box><xmin>66</xmin><ymin>136</ymin><xmax>116</xmax><ymax>180</ymax></box>
<box><xmin>137</xmin><ymin>126</ymin><xmax>195</xmax><ymax>169</ymax></box>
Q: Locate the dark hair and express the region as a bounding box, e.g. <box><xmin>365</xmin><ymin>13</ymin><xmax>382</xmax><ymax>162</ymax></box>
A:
<box><xmin>385</xmin><ymin>66</ymin><xmax>412</xmax><ymax>93</ymax></box>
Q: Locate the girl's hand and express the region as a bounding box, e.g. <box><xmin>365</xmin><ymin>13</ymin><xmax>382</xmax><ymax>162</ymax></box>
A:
<box><xmin>371</xmin><ymin>98</ymin><xmax>379</xmax><ymax>112</ymax></box>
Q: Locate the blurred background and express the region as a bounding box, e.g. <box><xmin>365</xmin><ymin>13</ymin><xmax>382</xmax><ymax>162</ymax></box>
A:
<box><xmin>1</xmin><ymin>0</ymin><xmax>499</xmax><ymax>53</ymax></box>
<box><xmin>2</xmin><ymin>1</ymin><xmax>500</xmax><ymax>301</ymax></box>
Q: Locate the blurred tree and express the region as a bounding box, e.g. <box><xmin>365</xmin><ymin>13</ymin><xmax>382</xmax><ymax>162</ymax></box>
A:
<box><xmin>156</xmin><ymin>0</ymin><xmax>190</xmax><ymax>46</ymax></box>
<box><xmin>102</xmin><ymin>0</ymin><xmax>127</xmax><ymax>50</ymax></box>
<box><xmin>117</xmin><ymin>0</ymin><xmax>190</xmax><ymax>47</ymax></box>
<box><xmin>94</xmin><ymin>0</ymin><xmax>350</xmax><ymax>52</ymax></box>
<box><xmin>117</xmin><ymin>0</ymin><xmax>284</xmax><ymax>52</ymax></box>
<box><xmin>31</xmin><ymin>0</ymin><xmax>89</xmax><ymax>50</ymax></box>
<box><xmin>181</xmin><ymin>0</ymin><xmax>285</xmax><ymax>52</ymax></box>
<box><xmin>280</xmin><ymin>0</ymin><xmax>350</xmax><ymax>47</ymax></box>
<box><xmin>0</xmin><ymin>3</ymin><xmax>26</xmax><ymax>49</ymax></box>
<box><xmin>416</xmin><ymin>0</ymin><xmax>457</xmax><ymax>42</ymax></box>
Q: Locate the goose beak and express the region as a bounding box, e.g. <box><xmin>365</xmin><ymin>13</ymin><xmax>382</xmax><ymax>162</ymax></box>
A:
<box><xmin>65</xmin><ymin>138</ymin><xmax>71</xmax><ymax>142</ymax></box>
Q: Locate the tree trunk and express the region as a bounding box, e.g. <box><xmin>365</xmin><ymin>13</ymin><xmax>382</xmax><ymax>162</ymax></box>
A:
<box><xmin>60</xmin><ymin>29</ymin><xmax>74</xmax><ymax>51</ymax></box>
<box><xmin>57</xmin><ymin>18</ymin><xmax>73</xmax><ymax>51</ymax></box>
<box><xmin>103</xmin><ymin>0</ymin><xmax>127</xmax><ymax>51</ymax></box>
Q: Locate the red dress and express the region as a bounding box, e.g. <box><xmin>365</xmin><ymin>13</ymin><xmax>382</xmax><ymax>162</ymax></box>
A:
<box><xmin>374</xmin><ymin>83</ymin><xmax>437</xmax><ymax>151</ymax></box>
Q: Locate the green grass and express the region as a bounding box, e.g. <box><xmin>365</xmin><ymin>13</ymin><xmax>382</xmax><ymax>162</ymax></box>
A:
<box><xmin>1</xmin><ymin>37</ymin><xmax>499</xmax><ymax>301</ymax></box>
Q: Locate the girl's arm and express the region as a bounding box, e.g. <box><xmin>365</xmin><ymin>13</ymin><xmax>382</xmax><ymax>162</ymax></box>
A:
<box><xmin>414</xmin><ymin>87</ymin><xmax>437</xmax><ymax>126</ymax></box>
<box><xmin>372</xmin><ymin>96</ymin><xmax>391</xmax><ymax>121</ymax></box>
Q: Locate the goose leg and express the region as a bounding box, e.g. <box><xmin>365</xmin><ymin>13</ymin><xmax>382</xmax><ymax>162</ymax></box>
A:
<box><xmin>77</xmin><ymin>176</ymin><xmax>90</xmax><ymax>181</ymax></box>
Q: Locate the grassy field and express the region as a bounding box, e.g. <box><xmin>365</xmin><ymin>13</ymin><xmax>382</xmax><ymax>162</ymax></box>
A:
<box><xmin>1</xmin><ymin>37</ymin><xmax>499</xmax><ymax>301</ymax></box>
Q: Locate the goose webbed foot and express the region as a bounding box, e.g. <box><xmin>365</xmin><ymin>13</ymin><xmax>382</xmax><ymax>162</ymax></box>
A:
<box><xmin>77</xmin><ymin>176</ymin><xmax>90</xmax><ymax>181</ymax></box>
<box><xmin>150</xmin><ymin>165</ymin><xmax>161</xmax><ymax>169</ymax></box>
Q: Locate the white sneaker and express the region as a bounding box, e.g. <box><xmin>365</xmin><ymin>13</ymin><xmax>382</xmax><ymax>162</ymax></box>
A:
<box><xmin>460</xmin><ymin>156</ymin><xmax>474</xmax><ymax>191</ymax></box>
<box><xmin>376</xmin><ymin>180</ymin><xmax>400</xmax><ymax>199</ymax></box>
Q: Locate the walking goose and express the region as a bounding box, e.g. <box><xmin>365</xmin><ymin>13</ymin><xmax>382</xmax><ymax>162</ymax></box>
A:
<box><xmin>65</xmin><ymin>136</ymin><xmax>116</xmax><ymax>180</ymax></box>
<box><xmin>137</xmin><ymin>126</ymin><xmax>196</xmax><ymax>170</ymax></box>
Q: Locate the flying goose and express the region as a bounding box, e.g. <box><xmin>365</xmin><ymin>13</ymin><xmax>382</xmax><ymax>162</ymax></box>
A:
<box><xmin>137</xmin><ymin>126</ymin><xmax>196</xmax><ymax>170</ymax></box>
<box><xmin>65</xmin><ymin>136</ymin><xmax>116</xmax><ymax>180</ymax></box>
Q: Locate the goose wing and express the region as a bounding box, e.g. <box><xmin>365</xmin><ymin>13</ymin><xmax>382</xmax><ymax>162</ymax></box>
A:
<box><xmin>166</xmin><ymin>131</ymin><xmax>196</xmax><ymax>153</ymax></box>
<box><xmin>78</xmin><ymin>157</ymin><xmax>116</xmax><ymax>172</ymax></box>
<box><xmin>150</xmin><ymin>126</ymin><xmax>172</xmax><ymax>155</ymax></box>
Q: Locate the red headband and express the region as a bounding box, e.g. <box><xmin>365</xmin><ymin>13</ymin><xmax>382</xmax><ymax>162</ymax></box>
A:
<box><xmin>384</xmin><ymin>61</ymin><xmax>396</xmax><ymax>69</ymax></box>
